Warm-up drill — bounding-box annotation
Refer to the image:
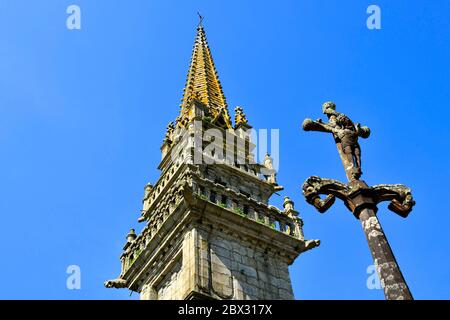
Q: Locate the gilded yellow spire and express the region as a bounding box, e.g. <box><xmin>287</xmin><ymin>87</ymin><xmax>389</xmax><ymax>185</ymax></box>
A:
<box><xmin>177</xmin><ymin>24</ymin><xmax>232</xmax><ymax>129</ymax></box>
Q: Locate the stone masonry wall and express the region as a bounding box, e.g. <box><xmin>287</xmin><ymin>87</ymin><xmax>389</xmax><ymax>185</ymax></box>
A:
<box><xmin>140</xmin><ymin>222</ymin><xmax>296</xmax><ymax>300</ymax></box>
<box><xmin>140</xmin><ymin>228</ymin><xmax>197</xmax><ymax>300</ymax></box>
<box><xmin>196</xmin><ymin>227</ymin><xmax>295</xmax><ymax>300</ymax></box>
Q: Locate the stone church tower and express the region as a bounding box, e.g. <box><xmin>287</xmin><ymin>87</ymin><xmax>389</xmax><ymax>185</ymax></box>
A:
<box><xmin>105</xmin><ymin>24</ymin><xmax>319</xmax><ymax>300</ymax></box>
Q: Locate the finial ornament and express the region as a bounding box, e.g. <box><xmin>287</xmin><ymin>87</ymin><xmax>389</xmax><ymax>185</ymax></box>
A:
<box><xmin>126</xmin><ymin>229</ymin><xmax>137</xmax><ymax>243</ymax></box>
<box><xmin>143</xmin><ymin>183</ymin><xmax>153</xmax><ymax>199</ymax></box>
<box><xmin>163</xmin><ymin>122</ymin><xmax>175</xmax><ymax>144</ymax></box>
<box><xmin>283</xmin><ymin>196</ymin><xmax>295</xmax><ymax>212</ymax></box>
<box><xmin>301</xmin><ymin>101</ymin><xmax>415</xmax><ymax>300</ymax></box>
<box><xmin>260</xmin><ymin>153</ymin><xmax>284</xmax><ymax>191</ymax></box>
<box><xmin>234</xmin><ymin>106</ymin><xmax>249</xmax><ymax>127</ymax></box>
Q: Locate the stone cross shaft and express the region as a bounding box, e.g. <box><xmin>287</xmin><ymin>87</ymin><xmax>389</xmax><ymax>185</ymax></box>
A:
<box><xmin>301</xmin><ymin>102</ymin><xmax>415</xmax><ymax>300</ymax></box>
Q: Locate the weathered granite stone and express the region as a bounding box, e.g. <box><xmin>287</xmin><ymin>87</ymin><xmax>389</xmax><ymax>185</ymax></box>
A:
<box><xmin>301</xmin><ymin>102</ymin><xmax>415</xmax><ymax>300</ymax></box>
<box><xmin>104</xmin><ymin>22</ymin><xmax>319</xmax><ymax>300</ymax></box>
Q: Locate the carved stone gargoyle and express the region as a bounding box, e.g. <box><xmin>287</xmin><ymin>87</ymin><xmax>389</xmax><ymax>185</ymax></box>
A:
<box><xmin>104</xmin><ymin>278</ymin><xmax>128</xmax><ymax>289</ymax></box>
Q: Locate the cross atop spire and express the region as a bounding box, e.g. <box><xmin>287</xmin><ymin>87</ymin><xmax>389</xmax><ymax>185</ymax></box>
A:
<box><xmin>197</xmin><ymin>12</ymin><xmax>204</xmax><ymax>27</ymax></box>
<box><xmin>177</xmin><ymin>20</ymin><xmax>232</xmax><ymax>129</ymax></box>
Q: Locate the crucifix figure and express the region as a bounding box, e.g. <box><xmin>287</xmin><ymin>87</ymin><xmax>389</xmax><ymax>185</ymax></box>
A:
<box><xmin>303</xmin><ymin>101</ymin><xmax>370</xmax><ymax>181</ymax></box>
<box><xmin>301</xmin><ymin>102</ymin><xmax>415</xmax><ymax>300</ymax></box>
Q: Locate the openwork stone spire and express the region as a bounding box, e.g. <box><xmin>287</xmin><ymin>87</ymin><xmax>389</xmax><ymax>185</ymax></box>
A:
<box><xmin>105</xmin><ymin>20</ymin><xmax>320</xmax><ymax>300</ymax></box>
<box><xmin>177</xmin><ymin>25</ymin><xmax>232</xmax><ymax>129</ymax></box>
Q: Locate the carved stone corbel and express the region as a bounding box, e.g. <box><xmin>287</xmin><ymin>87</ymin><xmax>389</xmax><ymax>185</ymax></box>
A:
<box><xmin>371</xmin><ymin>184</ymin><xmax>415</xmax><ymax>218</ymax></box>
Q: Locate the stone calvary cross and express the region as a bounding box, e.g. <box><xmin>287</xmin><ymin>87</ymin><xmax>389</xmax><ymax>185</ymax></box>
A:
<box><xmin>301</xmin><ymin>102</ymin><xmax>415</xmax><ymax>300</ymax></box>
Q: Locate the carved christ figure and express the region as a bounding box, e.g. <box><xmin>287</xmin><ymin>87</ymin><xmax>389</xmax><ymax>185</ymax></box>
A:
<box><xmin>303</xmin><ymin>102</ymin><xmax>370</xmax><ymax>180</ymax></box>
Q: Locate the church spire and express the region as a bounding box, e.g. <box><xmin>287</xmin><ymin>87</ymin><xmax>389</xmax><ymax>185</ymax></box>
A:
<box><xmin>177</xmin><ymin>21</ymin><xmax>232</xmax><ymax>129</ymax></box>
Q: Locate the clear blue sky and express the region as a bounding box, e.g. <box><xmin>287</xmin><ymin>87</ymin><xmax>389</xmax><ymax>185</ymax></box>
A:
<box><xmin>0</xmin><ymin>0</ymin><xmax>449</xmax><ymax>299</ymax></box>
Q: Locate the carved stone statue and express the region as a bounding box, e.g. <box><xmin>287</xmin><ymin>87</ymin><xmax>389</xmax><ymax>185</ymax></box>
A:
<box><xmin>263</xmin><ymin>153</ymin><xmax>276</xmax><ymax>184</ymax></box>
<box><xmin>303</xmin><ymin>101</ymin><xmax>370</xmax><ymax>181</ymax></box>
<box><xmin>261</xmin><ymin>153</ymin><xmax>283</xmax><ymax>191</ymax></box>
<box><xmin>301</xmin><ymin>101</ymin><xmax>415</xmax><ymax>300</ymax></box>
<box><xmin>143</xmin><ymin>183</ymin><xmax>153</xmax><ymax>200</ymax></box>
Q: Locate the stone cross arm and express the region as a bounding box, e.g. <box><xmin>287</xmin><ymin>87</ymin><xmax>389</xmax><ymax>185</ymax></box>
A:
<box><xmin>302</xmin><ymin>118</ymin><xmax>334</xmax><ymax>133</ymax></box>
<box><xmin>302</xmin><ymin>103</ymin><xmax>371</xmax><ymax>181</ymax></box>
<box><xmin>302</xmin><ymin>176</ymin><xmax>415</xmax><ymax>218</ymax></box>
<box><xmin>299</xmin><ymin>102</ymin><xmax>415</xmax><ymax>300</ymax></box>
<box><xmin>302</xmin><ymin>118</ymin><xmax>370</xmax><ymax>139</ymax></box>
<box><xmin>371</xmin><ymin>184</ymin><xmax>415</xmax><ymax>218</ymax></box>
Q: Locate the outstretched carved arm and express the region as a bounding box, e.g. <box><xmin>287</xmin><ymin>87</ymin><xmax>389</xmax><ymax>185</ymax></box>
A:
<box><xmin>302</xmin><ymin>118</ymin><xmax>335</xmax><ymax>133</ymax></box>
<box><xmin>371</xmin><ymin>184</ymin><xmax>415</xmax><ymax>218</ymax></box>
<box><xmin>355</xmin><ymin>123</ymin><xmax>371</xmax><ymax>139</ymax></box>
